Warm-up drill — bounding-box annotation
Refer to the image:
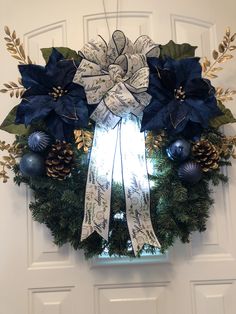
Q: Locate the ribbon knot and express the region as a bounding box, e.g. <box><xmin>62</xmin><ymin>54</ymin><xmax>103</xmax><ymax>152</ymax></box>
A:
<box><xmin>73</xmin><ymin>31</ymin><xmax>161</xmax><ymax>255</ymax></box>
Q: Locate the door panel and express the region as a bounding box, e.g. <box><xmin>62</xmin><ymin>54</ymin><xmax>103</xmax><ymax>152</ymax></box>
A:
<box><xmin>1</xmin><ymin>1</ymin><xmax>236</xmax><ymax>314</ymax></box>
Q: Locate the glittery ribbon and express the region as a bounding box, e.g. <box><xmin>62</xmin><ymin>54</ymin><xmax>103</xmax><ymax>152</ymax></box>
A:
<box><xmin>74</xmin><ymin>31</ymin><xmax>161</xmax><ymax>254</ymax></box>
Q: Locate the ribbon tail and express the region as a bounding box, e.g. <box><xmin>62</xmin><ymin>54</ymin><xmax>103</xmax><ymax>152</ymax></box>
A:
<box><xmin>120</xmin><ymin>114</ymin><xmax>161</xmax><ymax>255</ymax></box>
<box><xmin>81</xmin><ymin>124</ymin><xmax>118</xmax><ymax>242</ymax></box>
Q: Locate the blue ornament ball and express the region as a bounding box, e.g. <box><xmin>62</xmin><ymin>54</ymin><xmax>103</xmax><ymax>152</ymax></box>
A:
<box><xmin>19</xmin><ymin>153</ymin><xmax>45</xmax><ymax>177</ymax></box>
<box><xmin>178</xmin><ymin>161</ymin><xmax>203</xmax><ymax>184</ymax></box>
<box><xmin>28</xmin><ymin>131</ymin><xmax>50</xmax><ymax>152</ymax></box>
<box><xmin>166</xmin><ymin>139</ymin><xmax>191</xmax><ymax>161</ymax></box>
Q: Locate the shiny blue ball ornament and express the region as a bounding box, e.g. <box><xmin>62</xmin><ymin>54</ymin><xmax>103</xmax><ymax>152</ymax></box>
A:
<box><xmin>28</xmin><ymin>131</ymin><xmax>50</xmax><ymax>152</ymax></box>
<box><xmin>19</xmin><ymin>153</ymin><xmax>45</xmax><ymax>177</ymax></box>
<box><xmin>166</xmin><ymin>139</ymin><xmax>191</xmax><ymax>161</ymax></box>
<box><xmin>178</xmin><ymin>161</ymin><xmax>203</xmax><ymax>184</ymax></box>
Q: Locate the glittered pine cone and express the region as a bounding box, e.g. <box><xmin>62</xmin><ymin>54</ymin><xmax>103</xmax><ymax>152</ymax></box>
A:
<box><xmin>46</xmin><ymin>141</ymin><xmax>74</xmax><ymax>180</ymax></box>
<box><xmin>192</xmin><ymin>139</ymin><xmax>220</xmax><ymax>172</ymax></box>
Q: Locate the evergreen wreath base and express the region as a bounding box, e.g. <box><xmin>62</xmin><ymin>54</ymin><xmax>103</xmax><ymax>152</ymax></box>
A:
<box><xmin>13</xmin><ymin>129</ymin><xmax>229</xmax><ymax>259</ymax></box>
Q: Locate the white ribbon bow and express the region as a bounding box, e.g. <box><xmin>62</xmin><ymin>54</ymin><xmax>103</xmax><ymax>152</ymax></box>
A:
<box><xmin>73</xmin><ymin>30</ymin><xmax>161</xmax><ymax>255</ymax></box>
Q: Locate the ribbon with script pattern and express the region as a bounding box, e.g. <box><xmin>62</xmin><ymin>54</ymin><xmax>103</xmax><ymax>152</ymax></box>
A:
<box><xmin>81</xmin><ymin>124</ymin><xmax>118</xmax><ymax>241</ymax></box>
<box><xmin>74</xmin><ymin>30</ymin><xmax>161</xmax><ymax>254</ymax></box>
<box><xmin>120</xmin><ymin>115</ymin><xmax>160</xmax><ymax>254</ymax></box>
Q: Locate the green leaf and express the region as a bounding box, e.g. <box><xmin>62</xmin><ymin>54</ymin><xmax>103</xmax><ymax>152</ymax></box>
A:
<box><xmin>0</xmin><ymin>105</ymin><xmax>29</xmax><ymax>135</ymax></box>
<box><xmin>160</xmin><ymin>40</ymin><xmax>197</xmax><ymax>60</ymax></box>
<box><xmin>210</xmin><ymin>101</ymin><xmax>236</xmax><ymax>128</ymax></box>
<box><xmin>41</xmin><ymin>47</ymin><xmax>81</xmax><ymax>63</ymax></box>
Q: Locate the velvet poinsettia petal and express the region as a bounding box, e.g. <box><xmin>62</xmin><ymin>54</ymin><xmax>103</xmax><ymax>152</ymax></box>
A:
<box><xmin>22</xmin><ymin>85</ymin><xmax>50</xmax><ymax>97</ymax></box>
<box><xmin>156</xmin><ymin>67</ymin><xmax>176</xmax><ymax>92</ymax></box>
<box><xmin>148</xmin><ymin>73</ymin><xmax>172</xmax><ymax>102</ymax></box>
<box><xmin>18</xmin><ymin>64</ymin><xmax>52</xmax><ymax>89</ymax></box>
<box><xmin>45</xmin><ymin>113</ymin><xmax>75</xmax><ymax>142</ymax></box>
<box><xmin>165</xmin><ymin>57</ymin><xmax>202</xmax><ymax>86</ymax></box>
<box><xmin>45</xmin><ymin>48</ymin><xmax>64</xmax><ymax>75</ymax></box>
<box><xmin>185</xmin><ymin>78</ymin><xmax>215</xmax><ymax>99</ymax></box>
<box><xmin>55</xmin><ymin>95</ymin><xmax>89</xmax><ymax>128</ymax></box>
<box><xmin>147</xmin><ymin>57</ymin><xmax>163</xmax><ymax>73</ymax></box>
<box><xmin>15</xmin><ymin>95</ymin><xmax>54</xmax><ymax>126</ymax></box>
<box><xmin>176</xmin><ymin>121</ymin><xmax>203</xmax><ymax>139</ymax></box>
<box><xmin>168</xmin><ymin>100</ymin><xmax>189</xmax><ymax>129</ymax></box>
<box><xmin>140</xmin><ymin>99</ymin><xmax>168</xmax><ymax>131</ymax></box>
<box><xmin>48</xmin><ymin>60</ymin><xmax>78</xmax><ymax>88</ymax></box>
<box><xmin>67</xmin><ymin>83</ymin><xmax>86</xmax><ymax>98</ymax></box>
<box><xmin>186</xmin><ymin>96</ymin><xmax>221</xmax><ymax>126</ymax></box>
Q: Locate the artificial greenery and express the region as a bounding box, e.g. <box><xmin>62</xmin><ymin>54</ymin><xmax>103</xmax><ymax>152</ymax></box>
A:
<box><xmin>41</xmin><ymin>47</ymin><xmax>81</xmax><ymax>63</ymax></box>
<box><xmin>160</xmin><ymin>40</ymin><xmax>197</xmax><ymax>60</ymax></box>
<box><xmin>12</xmin><ymin>126</ymin><xmax>229</xmax><ymax>259</ymax></box>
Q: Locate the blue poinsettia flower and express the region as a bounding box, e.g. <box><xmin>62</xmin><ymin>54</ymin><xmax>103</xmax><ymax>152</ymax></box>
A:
<box><xmin>141</xmin><ymin>57</ymin><xmax>222</xmax><ymax>137</ymax></box>
<box><xmin>15</xmin><ymin>48</ymin><xmax>90</xmax><ymax>141</ymax></box>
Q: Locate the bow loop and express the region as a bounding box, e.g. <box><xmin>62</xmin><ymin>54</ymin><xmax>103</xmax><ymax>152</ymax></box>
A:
<box><xmin>107</xmin><ymin>30</ymin><xmax>134</xmax><ymax>64</ymax></box>
<box><xmin>79</xmin><ymin>37</ymin><xmax>108</xmax><ymax>69</ymax></box>
<box><xmin>134</xmin><ymin>35</ymin><xmax>160</xmax><ymax>57</ymax></box>
<box><xmin>115</xmin><ymin>53</ymin><xmax>147</xmax><ymax>77</ymax></box>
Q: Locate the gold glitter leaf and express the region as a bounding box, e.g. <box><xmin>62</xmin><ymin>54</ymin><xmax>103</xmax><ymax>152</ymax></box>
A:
<box><xmin>3</xmin><ymin>26</ymin><xmax>33</xmax><ymax>65</ymax></box>
<box><xmin>0</xmin><ymin>141</ymin><xmax>23</xmax><ymax>183</ymax></box>
<box><xmin>212</xmin><ymin>50</ymin><xmax>218</xmax><ymax>60</ymax></box>
<box><xmin>202</xmin><ymin>27</ymin><xmax>236</xmax><ymax>79</ymax></box>
<box><xmin>4</xmin><ymin>26</ymin><xmax>10</xmax><ymax>36</ymax></box>
<box><xmin>145</xmin><ymin>131</ymin><xmax>166</xmax><ymax>157</ymax></box>
<box><xmin>0</xmin><ymin>80</ymin><xmax>25</xmax><ymax>98</ymax></box>
<box><xmin>231</xmin><ymin>33</ymin><xmax>236</xmax><ymax>42</ymax></box>
<box><xmin>217</xmin><ymin>136</ymin><xmax>236</xmax><ymax>159</ymax></box>
<box><xmin>215</xmin><ymin>87</ymin><xmax>236</xmax><ymax>103</ymax></box>
<box><xmin>74</xmin><ymin>129</ymin><xmax>93</xmax><ymax>153</ymax></box>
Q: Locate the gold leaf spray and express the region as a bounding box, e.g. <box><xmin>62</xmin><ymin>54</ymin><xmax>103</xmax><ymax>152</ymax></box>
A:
<box><xmin>0</xmin><ymin>26</ymin><xmax>34</xmax><ymax>98</ymax></box>
<box><xmin>0</xmin><ymin>141</ymin><xmax>23</xmax><ymax>183</ymax></box>
<box><xmin>202</xmin><ymin>27</ymin><xmax>236</xmax><ymax>79</ymax></box>
<box><xmin>74</xmin><ymin>129</ymin><xmax>93</xmax><ymax>153</ymax></box>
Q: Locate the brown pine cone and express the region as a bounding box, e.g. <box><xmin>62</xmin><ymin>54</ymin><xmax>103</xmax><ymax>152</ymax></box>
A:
<box><xmin>192</xmin><ymin>139</ymin><xmax>220</xmax><ymax>172</ymax></box>
<box><xmin>46</xmin><ymin>141</ymin><xmax>74</xmax><ymax>180</ymax></box>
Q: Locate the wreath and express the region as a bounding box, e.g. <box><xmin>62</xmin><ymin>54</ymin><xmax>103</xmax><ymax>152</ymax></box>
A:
<box><xmin>1</xmin><ymin>26</ymin><xmax>236</xmax><ymax>258</ymax></box>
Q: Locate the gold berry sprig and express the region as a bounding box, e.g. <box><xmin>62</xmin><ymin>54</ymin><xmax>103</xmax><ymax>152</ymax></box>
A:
<box><xmin>202</xmin><ymin>27</ymin><xmax>236</xmax><ymax>79</ymax></box>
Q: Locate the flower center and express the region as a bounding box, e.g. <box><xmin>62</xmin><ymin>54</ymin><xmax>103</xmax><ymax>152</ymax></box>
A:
<box><xmin>174</xmin><ymin>86</ymin><xmax>186</xmax><ymax>101</ymax></box>
<box><xmin>49</xmin><ymin>86</ymin><xmax>68</xmax><ymax>101</ymax></box>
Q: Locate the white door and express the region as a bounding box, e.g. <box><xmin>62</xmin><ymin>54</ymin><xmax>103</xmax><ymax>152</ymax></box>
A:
<box><xmin>1</xmin><ymin>1</ymin><xmax>236</xmax><ymax>314</ymax></box>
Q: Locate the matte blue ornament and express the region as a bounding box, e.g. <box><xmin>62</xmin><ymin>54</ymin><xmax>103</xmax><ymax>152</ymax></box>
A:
<box><xmin>19</xmin><ymin>153</ymin><xmax>45</xmax><ymax>177</ymax></box>
<box><xmin>166</xmin><ymin>139</ymin><xmax>191</xmax><ymax>161</ymax></box>
<box><xmin>178</xmin><ymin>161</ymin><xmax>203</xmax><ymax>184</ymax></box>
<box><xmin>28</xmin><ymin>131</ymin><xmax>50</xmax><ymax>152</ymax></box>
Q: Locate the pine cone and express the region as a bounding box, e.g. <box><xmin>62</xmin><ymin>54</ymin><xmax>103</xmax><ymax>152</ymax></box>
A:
<box><xmin>192</xmin><ymin>140</ymin><xmax>220</xmax><ymax>172</ymax></box>
<box><xmin>46</xmin><ymin>141</ymin><xmax>74</xmax><ymax>180</ymax></box>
